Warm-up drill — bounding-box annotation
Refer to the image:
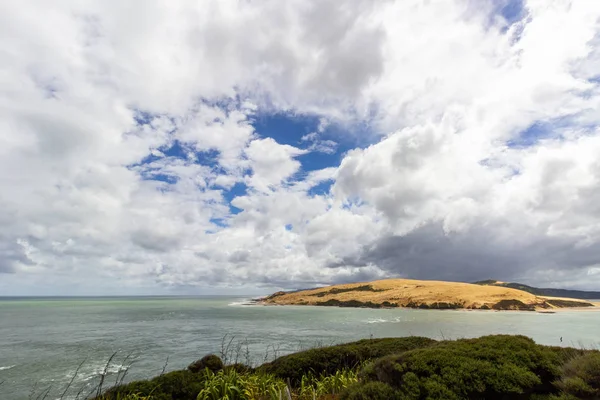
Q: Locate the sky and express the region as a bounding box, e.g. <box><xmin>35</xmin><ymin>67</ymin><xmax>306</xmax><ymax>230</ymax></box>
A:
<box><xmin>2</xmin><ymin>0</ymin><xmax>600</xmax><ymax>295</ymax></box>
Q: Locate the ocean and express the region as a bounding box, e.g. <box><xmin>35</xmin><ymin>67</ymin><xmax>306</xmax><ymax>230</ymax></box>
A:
<box><xmin>1</xmin><ymin>296</ymin><xmax>599</xmax><ymax>400</ymax></box>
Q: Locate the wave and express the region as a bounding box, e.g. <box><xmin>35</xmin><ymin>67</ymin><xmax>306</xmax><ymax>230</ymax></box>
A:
<box><xmin>228</xmin><ymin>299</ymin><xmax>257</xmax><ymax>306</ymax></box>
<box><xmin>0</xmin><ymin>365</ymin><xmax>15</xmax><ymax>371</ymax></box>
<box><xmin>365</xmin><ymin>316</ymin><xmax>405</xmax><ymax>324</ymax></box>
<box><xmin>62</xmin><ymin>362</ymin><xmax>129</xmax><ymax>384</ymax></box>
<box><xmin>366</xmin><ymin>318</ymin><xmax>389</xmax><ymax>324</ymax></box>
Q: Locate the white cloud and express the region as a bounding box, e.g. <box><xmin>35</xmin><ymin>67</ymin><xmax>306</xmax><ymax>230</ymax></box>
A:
<box><xmin>244</xmin><ymin>138</ymin><xmax>307</xmax><ymax>192</ymax></box>
<box><xmin>2</xmin><ymin>0</ymin><xmax>600</xmax><ymax>294</ymax></box>
<box><xmin>301</xmin><ymin>131</ymin><xmax>338</xmax><ymax>154</ymax></box>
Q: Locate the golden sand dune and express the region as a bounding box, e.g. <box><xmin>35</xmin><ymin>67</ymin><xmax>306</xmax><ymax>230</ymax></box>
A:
<box><xmin>262</xmin><ymin>279</ymin><xmax>596</xmax><ymax>311</ymax></box>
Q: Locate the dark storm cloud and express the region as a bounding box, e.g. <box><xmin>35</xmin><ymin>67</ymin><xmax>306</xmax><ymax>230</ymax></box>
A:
<box><xmin>332</xmin><ymin>223</ymin><xmax>600</xmax><ymax>284</ymax></box>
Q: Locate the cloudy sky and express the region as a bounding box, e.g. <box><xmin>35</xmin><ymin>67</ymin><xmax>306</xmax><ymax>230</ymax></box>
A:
<box><xmin>2</xmin><ymin>0</ymin><xmax>600</xmax><ymax>295</ymax></box>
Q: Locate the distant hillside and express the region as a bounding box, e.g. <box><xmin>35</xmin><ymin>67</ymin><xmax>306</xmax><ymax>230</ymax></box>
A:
<box><xmin>473</xmin><ymin>280</ymin><xmax>600</xmax><ymax>300</ymax></box>
<box><xmin>262</xmin><ymin>278</ymin><xmax>595</xmax><ymax>310</ymax></box>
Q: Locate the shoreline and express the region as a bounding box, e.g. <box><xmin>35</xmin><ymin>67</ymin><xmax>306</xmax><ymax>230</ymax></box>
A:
<box><xmin>253</xmin><ymin>299</ymin><xmax>600</xmax><ymax>313</ymax></box>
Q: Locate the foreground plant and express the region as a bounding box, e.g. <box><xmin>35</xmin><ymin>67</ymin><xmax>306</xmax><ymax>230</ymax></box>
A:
<box><xmin>196</xmin><ymin>368</ymin><xmax>289</xmax><ymax>400</ymax></box>
<box><xmin>298</xmin><ymin>369</ymin><xmax>359</xmax><ymax>399</ymax></box>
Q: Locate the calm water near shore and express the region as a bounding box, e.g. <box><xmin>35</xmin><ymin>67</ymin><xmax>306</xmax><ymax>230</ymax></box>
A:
<box><xmin>1</xmin><ymin>296</ymin><xmax>599</xmax><ymax>400</ymax></box>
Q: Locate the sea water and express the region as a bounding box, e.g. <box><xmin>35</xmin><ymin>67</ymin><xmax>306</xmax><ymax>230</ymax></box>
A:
<box><xmin>1</xmin><ymin>296</ymin><xmax>599</xmax><ymax>400</ymax></box>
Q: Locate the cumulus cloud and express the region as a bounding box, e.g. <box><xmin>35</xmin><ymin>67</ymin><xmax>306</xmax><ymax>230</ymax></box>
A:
<box><xmin>1</xmin><ymin>0</ymin><xmax>600</xmax><ymax>294</ymax></box>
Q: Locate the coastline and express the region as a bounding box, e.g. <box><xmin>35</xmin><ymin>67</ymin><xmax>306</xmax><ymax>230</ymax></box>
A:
<box><xmin>259</xmin><ymin>279</ymin><xmax>599</xmax><ymax>312</ymax></box>
<box><xmin>254</xmin><ymin>300</ymin><xmax>600</xmax><ymax>313</ymax></box>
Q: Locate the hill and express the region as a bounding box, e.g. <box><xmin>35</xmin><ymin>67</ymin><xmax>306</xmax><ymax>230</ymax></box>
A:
<box><xmin>261</xmin><ymin>278</ymin><xmax>596</xmax><ymax>311</ymax></box>
<box><xmin>474</xmin><ymin>280</ymin><xmax>600</xmax><ymax>300</ymax></box>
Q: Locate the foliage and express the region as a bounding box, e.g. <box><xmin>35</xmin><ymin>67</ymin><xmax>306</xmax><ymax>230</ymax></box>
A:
<box><xmin>314</xmin><ymin>299</ymin><xmax>397</xmax><ymax>308</ymax></box>
<box><xmin>196</xmin><ymin>369</ymin><xmax>288</xmax><ymax>400</ymax></box>
<box><xmin>101</xmin><ymin>369</ymin><xmax>209</xmax><ymax>400</ymax></box>
<box><xmin>188</xmin><ymin>355</ymin><xmax>224</xmax><ymax>374</ymax></box>
<box><xmin>555</xmin><ymin>352</ymin><xmax>600</xmax><ymax>399</ymax></box>
<box><xmin>258</xmin><ymin>336</ymin><xmax>435</xmax><ymax>385</ymax></box>
<box><xmin>298</xmin><ymin>369</ymin><xmax>359</xmax><ymax>399</ymax></box>
<box><xmin>224</xmin><ymin>363</ymin><xmax>253</xmax><ymax>374</ymax></box>
<box><xmin>491</xmin><ymin>299</ymin><xmax>536</xmax><ymax>311</ymax></box>
<box><xmin>95</xmin><ymin>335</ymin><xmax>600</xmax><ymax>400</ymax></box>
<box><xmin>96</xmin><ymin>394</ymin><xmax>154</xmax><ymax>400</ymax></box>
<box><xmin>339</xmin><ymin>382</ymin><xmax>398</xmax><ymax>400</ymax></box>
<box><xmin>311</xmin><ymin>285</ymin><xmax>385</xmax><ymax>297</ymax></box>
<box><xmin>403</xmin><ymin>301</ymin><xmax>463</xmax><ymax>309</ymax></box>
<box><xmin>355</xmin><ymin>335</ymin><xmax>562</xmax><ymax>399</ymax></box>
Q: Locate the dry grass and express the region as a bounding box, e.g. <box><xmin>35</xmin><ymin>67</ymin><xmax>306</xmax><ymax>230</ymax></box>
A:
<box><xmin>263</xmin><ymin>278</ymin><xmax>598</xmax><ymax>310</ymax></box>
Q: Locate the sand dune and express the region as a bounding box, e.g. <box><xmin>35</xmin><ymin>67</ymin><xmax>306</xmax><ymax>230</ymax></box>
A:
<box><xmin>262</xmin><ymin>279</ymin><xmax>597</xmax><ymax>311</ymax></box>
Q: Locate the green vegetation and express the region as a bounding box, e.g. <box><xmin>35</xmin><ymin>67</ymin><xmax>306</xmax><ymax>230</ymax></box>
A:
<box><xmin>314</xmin><ymin>299</ymin><xmax>398</xmax><ymax>308</ymax></box>
<box><xmin>257</xmin><ymin>336</ymin><xmax>435</xmax><ymax>384</ymax></box>
<box><xmin>545</xmin><ymin>299</ymin><xmax>594</xmax><ymax>308</ymax></box>
<box><xmin>555</xmin><ymin>352</ymin><xmax>600</xmax><ymax>399</ymax></box>
<box><xmin>94</xmin><ymin>335</ymin><xmax>600</xmax><ymax>400</ymax></box>
<box><xmin>491</xmin><ymin>299</ymin><xmax>537</xmax><ymax>311</ymax></box>
<box><xmin>404</xmin><ymin>301</ymin><xmax>464</xmax><ymax>309</ymax></box>
<box><xmin>310</xmin><ymin>285</ymin><xmax>386</xmax><ymax>297</ymax></box>
<box><xmin>354</xmin><ymin>335</ymin><xmax>560</xmax><ymax>399</ymax></box>
<box><xmin>188</xmin><ymin>355</ymin><xmax>225</xmax><ymax>374</ymax></box>
<box><xmin>99</xmin><ymin>370</ymin><xmax>209</xmax><ymax>400</ymax></box>
<box><xmin>196</xmin><ymin>369</ymin><xmax>287</xmax><ymax>400</ymax></box>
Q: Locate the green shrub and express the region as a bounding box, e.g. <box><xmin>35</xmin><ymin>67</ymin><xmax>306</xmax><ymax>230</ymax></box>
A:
<box><xmin>188</xmin><ymin>355</ymin><xmax>224</xmax><ymax>374</ymax></box>
<box><xmin>361</xmin><ymin>335</ymin><xmax>561</xmax><ymax>399</ymax></box>
<box><xmin>340</xmin><ymin>381</ymin><xmax>398</xmax><ymax>400</ymax></box>
<box><xmin>96</xmin><ymin>395</ymin><xmax>154</xmax><ymax>400</ymax></box>
<box><xmin>102</xmin><ymin>370</ymin><xmax>208</xmax><ymax>400</ymax></box>
<box><xmin>555</xmin><ymin>352</ymin><xmax>600</xmax><ymax>399</ymax></box>
<box><xmin>224</xmin><ymin>363</ymin><xmax>252</xmax><ymax>374</ymax></box>
<box><xmin>258</xmin><ymin>336</ymin><xmax>435</xmax><ymax>385</ymax></box>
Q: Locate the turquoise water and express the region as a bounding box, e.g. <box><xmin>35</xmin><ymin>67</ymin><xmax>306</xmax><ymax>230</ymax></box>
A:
<box><xmin>1</xmin><ymin>296</ymin><xmax>599</xmax><ymax>400</ymax></box>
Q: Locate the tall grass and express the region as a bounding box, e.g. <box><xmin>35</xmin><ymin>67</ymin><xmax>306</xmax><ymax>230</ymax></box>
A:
<box><xmin>195</xmin><ymin>367</ymin><xmax>359</xmax><ymax>400</ymax></box>
<box><xmin>196</xmin><ymin>369</ymin><xmax>288</xmax><ymax>400</ymax></box>
<box><xmin>298</xmin><ymin>369</ymin><xmax>359</xmax><ymax>399</ymax></box>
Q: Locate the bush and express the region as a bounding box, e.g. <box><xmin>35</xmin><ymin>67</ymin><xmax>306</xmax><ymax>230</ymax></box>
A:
<box><xmin>491</xmin><ymin>299</ymin><xmax>535</xmax><ymax>311</ymax></box>
<box><xmin>340</xmin><ymin>381</ymin><xmax>398</xmax><ymax>400</ymax></box>
<box><xmin>96</xmin><ymin>395</ymin><xmax>154</xmax><ymax>400</ymax></box>
<box><xmin>224</xmin><ymin>363</ymin><xmax>252</xmax><ymax>374</ymax></box>
<box><xmin>258</xmin><ymin>336</ymin><xmax>435</xmax><ymax>385</ymax></box>
<box><xmin>188</xmin><ymin>354</ymin><xmax>224</xmax><ymax>374</ymax></box>
<box><xmin>102</xmin><ymin>370</ymin><xmax>209</xmax><ymax>400</ymax></box>
<box><xmin>360</xmin><ymin>335</ymin><xmax>561</xmax><ymax>399</ymax></box>
<box><xmin>555</xmin><ymin>352</ymin><xmax>600</xmax><ymax>399</ymax></box>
